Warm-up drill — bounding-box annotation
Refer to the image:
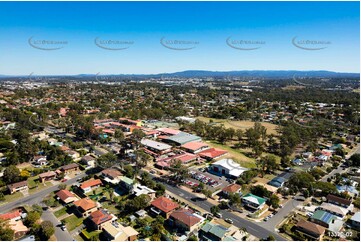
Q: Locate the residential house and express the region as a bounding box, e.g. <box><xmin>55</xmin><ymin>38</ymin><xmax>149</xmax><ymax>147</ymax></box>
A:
<box><xmin>73</xmin><ymin>198</ymin><xmax>98</xmax><ymax>217</ymax></box>
<box><xmin>102</xmin><ymin>221</ymin><xmax>139</xmax><ymax>241</ymax></box>
<box><xmin>296</xmin><ymin>220</ymin><xmax>326</xmax><ymax>240</ymax></box>
<box><xmin>198</xmin><ymin>148</ymin><xmax>228</xmax><ymax>161</ymax></box>
<box><xmin>199</xmin><ymin>219</ymin><xmax>244</xmax><ymax>241</ymax></box>
<box><xmin>268</xmin><ymin>177</ymin><xmax>286</xmax><ymax>188</ymax></box>
<box><xmin>318</xmin><ymin>202</ymin><xmax>348</xmax><ymax>218</ymax></box>
<box><xmin>8</xmin><ymin>220</ymin><xmax>29</xmax><ymax>240</ymax></box>
<box><xmin>119</xmin><ymin>176</ymin><xmax>135</xmax><ymax>191</ymax></box>
<box><xmin>8</xmin><ymin>181</ymin><xmax>28</xmax><ymax>194</ymax></box>
<box><xmin>221</xmin><ymin>184</ymin><xmax>242</xmax><ymax>197</ymax></box>
<box><xmin>65</xmin><ymin>150</ymin><xmax>80</xmax><ymax>160</ymax></box>
<box><xmin>81</xmin><ymin>155</ymin><xmax>96</xmax><ymax>168</ymax></box>
<box><xmin>38</xmin><ymin>171</ymin><xmax>57</xmax><ymax>183</ymax></box>
<box><xmin>58</xmin><ymin>163</ymin><xmax>79</xmax><ymax>174</ymax></box>
<box><xmin>88</xmin><ymin>209</ymin><xmax>116</xmax><ymax>230</ymax></box>
<box><xmin>310</xmin><ymin>210</ymin><xmax>344</xmax><ymax>233</ymax></box>
<box><xmin>349</xmin><ymin>212</ymin><xmax>360</xmax><ymax>229</ymax></box>
<box><xmin>0</xmin><ymin>210</ymin><xmax>22</xmax><ymax>221</ymax></box>
<box><xmin>241</xmin><ymin>193</ymin><xmax>266</xmax><ymax>211</ymax></box>
<box><xmin>32</xmin><ymin>155</ymin><xmax>47</xmax><ymax>167</ymax></box>
<box><xmin>101</xmin><ymin>168</ymin><xmax>122</xmax><ymax>184</ymax></box>
<box><xmin>80</xmin><ymin>179</ymin><xmax>102</xmax><ymax>193</ymax></box>
<box><xmin>210</xmin><ymin>159</ymin><xmax>248</xmax><ymax>179</ymax></box>
<box><xmin>150</xmin><ymin>196</ymin><xmax>179</xmax><ymax>219</ymax></box>
<box><xmin>326</xmin><ymin>194</ymin><xmax>352</xmax><ymax>209</ymax></box>
<box><xmin>132</xmin><ymin>183</ymin><xmax>156</xmax><ymax>200</ymax></box>
<box><xmin>55</xmin><ymin>189</ymin><xmax>78</xmax><ymax>204</ymax></box>
<box><xmin>169</xmin><ymin>208</ymin><xmax>204</xmax><ymax>232</ymax></box>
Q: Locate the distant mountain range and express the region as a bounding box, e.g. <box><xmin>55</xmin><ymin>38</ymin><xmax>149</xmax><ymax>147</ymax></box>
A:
<box><xmin>0</xmin><ymin>70</ymin><xmax>359</xmax><ymax>79</ymax></box>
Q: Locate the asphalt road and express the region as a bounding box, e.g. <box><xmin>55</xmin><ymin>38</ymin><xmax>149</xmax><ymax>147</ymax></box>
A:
<box><xmin>42</xmin><ymin>209</ymin><xmax>74</xmax><ymax>241</ymax></box>
<box><xmin>0</xmin><ymin>173</ymin><xmax>86</xmax><ymax>213</ymax></box>
<box><xmin>158</xmin><ymin>179</ymin><xmax>286</xmax><ymax>240</ymax></box>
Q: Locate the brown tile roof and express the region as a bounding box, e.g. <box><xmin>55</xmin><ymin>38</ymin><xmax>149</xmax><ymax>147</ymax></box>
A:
<box><xmin>296</xmin><ymin>220</ymin><xmax>326</xmax><ymax>236</ymax></box>
<box><xmin>7</xmin><ymin>181</ymin><xmax>28</xmax><ymax>190</ymax></box>
<box><xmin>151</xmin><ymin>196</ymin><xmax>179</xmax><ymax>213</ymax></box>
<box><xmin>102</xmin><ymin>168</ymin><xmax>122</xmax><ymax>179</ymax></box>
<box><xmin>222</xmin><ymin>184</ymin><xmax>242</xmax><ymax>193</ymax></box>
<box><xmin>74</xmin><ymin>198</ymin><xmax>97</xmax><ymax>211</ymax></box>
<box><xmin>327</xmin><ymin>194</ymin><xmax>352</xmax><ymax>206</ymax></box>
<box><xmin>56</xmin><ymin>189</ymin><xmax>75</xmax><ymax>202</ymax></box>
<box><xmin>89</xmin><ymin>209</ymin><xmax>112</xmax><ymax>225</ymax></box>
<box><xmin>60</xmin><ymin>163</ymin><xmax>79</xmax><ymax>171</ymax></box>
<box><xmin>80</xmin><ymin>179</ymin><xmax>102</xmax><ymax>189</ymax></box>
<box><xmin>39</xmin><ymin>171</ymin><xmax>56</xmax><ymax>179</ymax></box>
<box><xmin>170</xmin><ymin>208</ymin><xmax>202</xmax><ymax>227</ymax></box>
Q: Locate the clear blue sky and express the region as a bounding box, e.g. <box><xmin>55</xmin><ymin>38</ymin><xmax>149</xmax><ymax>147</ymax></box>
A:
<box><xmin>0</xmin><ymin>1</ymin><xmax>359</xmax><ymax>75</ymax></box>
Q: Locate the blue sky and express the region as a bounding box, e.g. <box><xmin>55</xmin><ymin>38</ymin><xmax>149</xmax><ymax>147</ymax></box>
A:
<box><xmin>0</xmin><ymin>1</ymin><xmax>359</xmax><ymax>75</ymax></box>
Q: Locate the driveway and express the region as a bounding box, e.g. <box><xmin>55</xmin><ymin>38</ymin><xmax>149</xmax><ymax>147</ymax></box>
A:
<box><xmin>42</xmin><ymin>209</ymin><xmax>74</xmax><ymax>241</ymax></box>
<box><xmin>0</xmin><ymin>172</ymin><xmax>86</xmax><ymax>213</ymax></box>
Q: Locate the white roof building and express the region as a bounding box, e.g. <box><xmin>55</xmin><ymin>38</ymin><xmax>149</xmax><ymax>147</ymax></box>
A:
<box><xmin>211</xmin><ymin>159</ymin><xmax>248</xmax><ymax>178</ymax></box>
<box><xmin>141</xmin><ymin>139</ymin><xmax>172</xmax><ymax>152</ymax></box>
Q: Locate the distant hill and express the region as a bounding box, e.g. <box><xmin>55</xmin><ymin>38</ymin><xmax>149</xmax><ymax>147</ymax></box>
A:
<box><xmin>0</xmin><ymin>70</ymin><xmax>359</xmax><ymax>79</ymax></box>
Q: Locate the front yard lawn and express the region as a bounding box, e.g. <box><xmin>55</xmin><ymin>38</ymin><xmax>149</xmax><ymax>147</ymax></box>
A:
<box><xmin>54</xmin><ymin>207</ymin><xmax>68</xmax><ymax>218</ymax></box>
<box><xmin>61</xmin><ymin>214</ymin><xmax>84</xmax><ymax>231</ymax></box>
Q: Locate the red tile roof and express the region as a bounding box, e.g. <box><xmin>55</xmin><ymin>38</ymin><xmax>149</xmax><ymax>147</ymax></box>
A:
<box><xmin>222</xmin><ymin>184</ymin><xmax>242</xmax><ymax>193</ymax></box>
<box><xmin>151</xmin><ymin>196</ymin><xmax>179</xmax><ymax>213</ymax></box>
<box><xmin>56</xmin><ymin>189</ymin><xmax>75</xmax><ymax>202</ymax></box>
<box><xmin>170</xmin><ymin>208</ymin><xmax>202</xmax><ymax>227</ymax></box>
<box><xmin>198</xmin><ymin>148</ymin><xmax>228</xmax><ymax>159</ymax></box>
<box><xmin>0</xmin><ymin>210</ymin><xmax>21</xmax><ymax>221</ymax></box>
<box><xmin>181</xmin><ymin>141</ymin><xmax>209</xmax><ymax>151</ymax></box>
<box><xmin>80</xmin><ymin>179</ymin><xmax>102</xmax><ymax>189</ymax></box>
<box><xmin>89</xmin><ymin>209</ymin><xmax>113</xmax><ymax>225</ymax></box>
<box><xmin>74</xmin><ymin>198</ymin><xmax>97</xmax><ymax>211</ymax></box>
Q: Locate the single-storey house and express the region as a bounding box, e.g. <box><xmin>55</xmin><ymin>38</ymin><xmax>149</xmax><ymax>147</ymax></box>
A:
<box><xmin>8</xmin><ymin>181</ymin><xmax>28</xmax><ymax>194</ymax></box>
<box><xmin>296</xmin><ymin>220</ymin><xmax>326</xmax><ymax>240</ymax></box>
<box><xmin>169</xmin><ymin>208</ymin><xmax>204</xmax><ymax>232</ymax></box>
<box><xmin>150</xmin><ymin>196</ymin><xmax>179</xmax><ymax>218</ymax></box>
<box><xmin>74</xmin><ymin>198</ymin><xmax>98</xmax><ymax>217</ymax></box>
<box><xmin>56</xmin><ymin>189</ymin><xmax>78</xmax><ymax>204</ymax></box>
<box><xmin>88</xmin><ymin>209</ymin><xmax>116</xmax><ymax>230</ymax></box>
<box><xmin>59</xmin><ymin>163</ymin><xmax>79</xmax><ymax>174</ymax></box>
<box><xmin>80</xmin><ymin>179</ymin><xmax>102</xmax><ymax>193</ymax></box>
<box><xmin>102</xmin><ymin>221</ymin><xmax>139</xmax><ymax>241</ymax></box>
<box><xmin>241</xmin><ymin>193</ymin><xmax>266</xmax><ymax>211</ymax></box>
<box><xmin>349</xmin><ymin>212</ymin><xmax>360</xmax><ymax>229</ymax></box>
<box><xmin>39</xmin><ymin>171</ymin><xmax>57</xmax><ymax>183</ymax></box>
<box><xmin>222</xmin><ymin>184</ymin><xmax>242</xmax><ymax>197</ymax></box>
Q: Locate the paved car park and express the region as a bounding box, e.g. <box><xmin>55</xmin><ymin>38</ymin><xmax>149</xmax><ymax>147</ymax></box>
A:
<box><xmin>187</xmin><ymin>168</ymin><xmax>230</xmax><ymax>192</ymax></box>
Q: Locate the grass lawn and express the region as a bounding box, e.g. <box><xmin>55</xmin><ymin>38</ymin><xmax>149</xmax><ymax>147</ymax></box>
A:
<box><xmin>0</xmin><ymin>191</ymin><xmax>24</xmax><ymax>205</ymax></box>
<box><xmin>206</xmin><ymin>141</ymin><xmax>257</xmax><ymax>168</ymax></box>
<box><xmin>54</xmin><ymin>207</ymin><xmax>68</xmax><ymax>218</ymax></box>
<box><xmin>81</xmin><ymin>229</ymin><xmax>101</xmax><ymax>240</ymax></box>
<box><xmin>29</xmin><ymin>181</ymin><xmax>51</xmax><ymax>194</ymax></box>
<box><xmin>196</xmin><ymin>116</ymin><xmax>278</xmax><ymax>135</ymax></box>
<box><xmin>61</xmin><ymin>214</ymin><xmax>84</xmax><ymax>231</ymax></box>
<box><xmin>102</xmin><ymin>201</ymin><xmax>118</xmax><ymax>215</ymax></box>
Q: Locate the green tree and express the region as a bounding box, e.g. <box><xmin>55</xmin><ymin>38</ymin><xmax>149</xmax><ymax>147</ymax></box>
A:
<box><xmin>210</xmin><ymin>206</ymin><xmax>220</xmax><ymax>215</ymax></box>
<box><xmin>268</xmin><ymin>194</ymin><xmax>280</xmax><ymax>209</ymax></box>
<box><xmin>0</xmin><ymin>219</ymin><xmax>14</xmax><ymax>241</ymax></box>
<box><xmin>3</xmin><ymin>165</ymin><xmax>21</xmax><ymax>184</ymax></box>
<box><xmin>24</xmin><ymin>211</ymin><xmax>41</xmax><ymax>227</ymax></box>
<box><xmin>40</xmin><ymin>221</ymin><xmax>55</xmax><ymax>239</ymax></box>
